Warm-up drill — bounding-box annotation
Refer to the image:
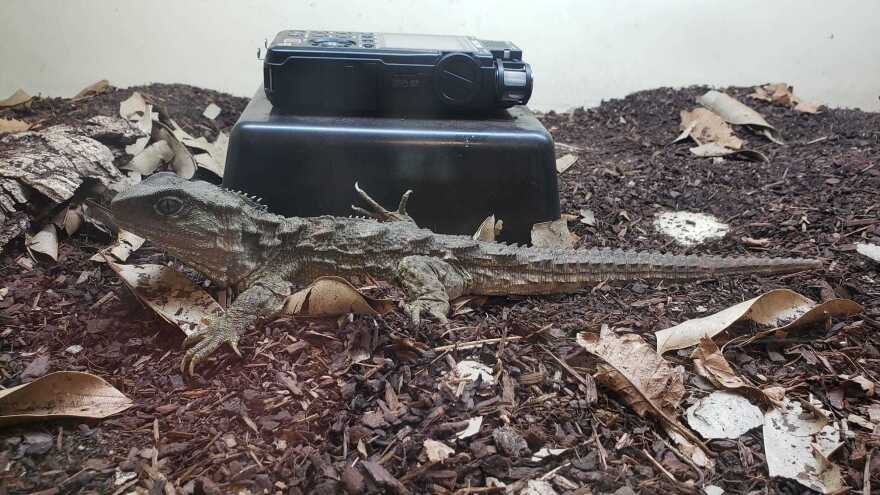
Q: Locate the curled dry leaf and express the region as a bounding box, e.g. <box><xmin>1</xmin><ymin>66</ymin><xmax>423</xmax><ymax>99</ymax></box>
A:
<box><xmin>119</xmin><ymin>92</ymin><xmax>153</xmax><ymax>156</ymax></box>
<box><xmin>26</xmin><ymin>223</ymin><xmax>59</xmax><ymax>261</ymax></box>
<box><xmin>473</xmin><ymin>215</ymin><xmax>502</xmax><ymax>241</ymax></box>
<box><xmin>750</xmin><ymin>83</ymin><xmax>821</xmax><ymax>114</ymax></box>
<box><xmin>675</xmin><ymin>108</ymin><xmax>743</xmax><ymax>149</ymax></box>
<box><xmin>73</xmin><ymin>79</ymin><xmax>110</xmax><ymax>100</ymax></box>
<box><xmin>0</xmin><ymin>371</ymin><xmax>133</xmax><ymax>427</ymax></box>
<box><xmin>531</xmin><ymin>218</ymin><xmax>578</xmax><ymax>248</ymax></box>
<box><xmin>282</xmin><ymin>276</ymin><xmax>394</xmax><ymax>317</ymax></box>
<box><xmin>698</xmin><ymin>90</ymin><xmax>783</xmax><ymax>144</ymax></box>
<box><xmin>688</xmin><ymin>142</ymin><xmax>768</xmax><ymax>162</ymax></box>
<box><xmin>576</xmin><ymin>326</ymin><xmax>711</xmax><ymax>464</ymax></box>
<box><xmin>183</xmin><ymin>132</ymin><xmax>229</xmax><ymax>177</ymax></box>
<box><xmin>455</xmin><ymin>416</ymin><xmax>483</xmax><ymax>439</ymax></box>
<box><xmin>154</xmin><ymin>123</ymin><xmax>196</xmax><ymax>178</ymax></box>
<box><xmin>54</xmin><ymin>206</ymin><xmax>83</xmax><ymax>236</ymax></box>
<box><xmin>692</xmin><ymin>337</ymin><xmax>783</xmax><ymax>406</ymax></box>
<box><xmin>123</xmin><ymin>140</ymin><xmax>174</xmax><ymax>175</ymax></box>
<box><xmin>92</xmin><ymin>230</ymin><xmax>145</xmax><ymax>263</ymax></box>
<box><xmin>555</xmin><ymin>154</ymin><xmax>578</xmax><ymax>174</ymax></box>
<box><xmin>423</xmin><ymin>439</ymin><xmax>455</xmax><ymax>463</ymax></box>
<box><xmin>0</xmin><ymin>118</ymin><xmax>31</xmax><ymax>134</ymax></box>
<box><xmin>106</xmin><ymin>260</ymin><xmax>223</xmax><ymax>337</ymax></box>
<box><xmin>655</xmin><ymin>288</ymin><xmax>862</xmax><ymax>354</ymax></box>
<box><xmin>763</xmin><ymin>398</ymin><xmax>844</xmax><ymax>494</ymax></box>
<box><xmin>0</xmin><ymin>89</ymin><xmax>32</xmax><ymax>108</ymax></box>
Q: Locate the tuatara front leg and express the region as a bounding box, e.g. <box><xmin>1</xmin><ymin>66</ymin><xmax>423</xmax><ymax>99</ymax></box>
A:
<box><xmin>396</xmin><ymin>256</ymin><xmax>471</xmax><ymax>326</ymax></box>
<box><xmin>351</xmin><ymin>182</ymin><xmax>416</xmax><ymax>224</ymax></box>
<box><xmin>181</xmin><ymin>277</ymin><xmax>290</xmax><ymax>375</ymax></box>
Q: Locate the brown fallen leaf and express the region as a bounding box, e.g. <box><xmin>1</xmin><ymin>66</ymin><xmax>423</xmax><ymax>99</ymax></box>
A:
<box><xmin>692</xmin><ymin>337</ymin><xmax>783</xmax><ymax>407</ymax></box>
<box><xmin>154</xmin><ymin>123</ymin><xmax>196</xmax><ymax>178</ymax></box>
<box><xmin>0</xmin><ymin>118</ymin><xmax>31</xmax><ymax>134</ymax></box>
<box><xmin>123</xmin><ymin>140</ymin><xmax>174</xmax><ymax>175</ymax></box>
<box><xmin>698</xmin><ymin>90</ymin><xmax>783</xmax><ymax>144</ymax></box>
<box><xmin>282</xmin><ymin>276</ymin><xmax>394</xmax><ymax>317</ymax></box>
<box><xmin>749</xmin><ymin>83</ymin><xmax>821</xmax><ymax>114</ymax></box>
<box><xmin>106</xmin><ymin>260</ymin><xmax>223</xmax><ymax>337</ymax></box>
<box><xmin>0</xmin><ymin>371</ymin><xmax>133</xmax><ymax>427</ymax></box>
<box><xmin>92</xmin><ymin>230</ymin><xmax>145</xmax><ymax>263</ymax></box>
<box><xmin>655</xmin><ymin>288</ymin><xmax>862</xmax><ymax>354</ymax></box>
<box><xmin>531</xmin><ymin>218</ymin><xmax>578</xmax><ymax>248</ymax></box>
<box><xmin>26</xmin><ymin>223</ymin><xmax>59</xmax><ymax>261</ymax></box>
<box><xmin>0</xmin><ymin>89</ymin><xmax>32</xmax><ymax>108</ymax></box>
<box><xmin>73</xmin><ymin>79</ymin><xmax>110</xmax><ymax>100</ymax></box>
<box><xmin>688</xmin><ymin>143</ymin><xmax>768</xmax><ymax>162</ymax></box>
<box><xmin>577</xmin><ymin>326</ymin><xmax>712</xmax><ymax>465</ymax></box>
<box><xmin>675</xmin><ymin>108</ymin><xmax>744</xmax><ymax>150</ymax></box>
<box><xmin>555</xmin><ymin>154</ymin><xmax>578</xmax><ymax>174</ymax></box>
<box><xmin>472</xmin><ymin>215</ymin><xmax>503</xmax><ymax>242</ymax></box>
<box><xmin>855</xmin><ymin>243</ymin><xmax>880</xmax><ymax>263</ymax></box>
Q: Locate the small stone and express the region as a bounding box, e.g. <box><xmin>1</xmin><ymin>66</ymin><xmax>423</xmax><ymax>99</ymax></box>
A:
<box><xmin>492</xmin><ymin>426</ymin><xmax>529</xmax><ymax>457</ymax></box>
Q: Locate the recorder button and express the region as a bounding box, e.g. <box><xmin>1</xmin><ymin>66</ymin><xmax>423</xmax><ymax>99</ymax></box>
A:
<box><xmin>435</xmin><ymin>53</ymin><xmax>480</xmax><ymax>105</ymax></box>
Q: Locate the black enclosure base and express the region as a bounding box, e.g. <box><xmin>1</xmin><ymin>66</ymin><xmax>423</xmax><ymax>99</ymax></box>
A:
<box><xmin>223</xmin><ymin>88</ymin><xmax>560</xmax><ymax>243</ymax></box>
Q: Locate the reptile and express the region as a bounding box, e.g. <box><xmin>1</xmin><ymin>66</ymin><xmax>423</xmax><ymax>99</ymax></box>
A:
<box><xmin>110</xmin><ymin>173</ymin><xmax>821</xmax><ymax>374</ymax></box>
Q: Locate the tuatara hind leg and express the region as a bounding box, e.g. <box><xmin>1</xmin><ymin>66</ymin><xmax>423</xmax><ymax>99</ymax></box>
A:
<box><xmin>396</xmin><ymin>256</ymin><xmax>470</xmax><ymax>326</ymax></box>
<box><xmin>181</xmin><ymin>278</ymin><xmax>290</xmax><ymax>375</ymax></box>
<box><xmin>351</xmin><ymin>182</ymin><xmax>416</xmax><ymax>224</ymax></box>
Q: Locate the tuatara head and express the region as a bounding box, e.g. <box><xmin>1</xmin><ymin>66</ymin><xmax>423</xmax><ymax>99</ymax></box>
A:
<box><xmin>111</xmin><ymin>172</ymin><xmax>281</xmax><ymax>287</ymax></box>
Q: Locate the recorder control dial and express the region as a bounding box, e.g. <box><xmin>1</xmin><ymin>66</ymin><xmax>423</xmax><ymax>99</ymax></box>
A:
<box><xmin>496</xmin><ymin>61</ymin><xmax>533</xmax><ymax>105</ymax></box>
<box><xmin>434</xmin><ymin>53</ymin><xmax>480</xmax><ymax>105</ymax></box>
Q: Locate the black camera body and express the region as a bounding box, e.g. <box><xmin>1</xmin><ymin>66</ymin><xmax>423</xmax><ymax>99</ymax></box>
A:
<box><xmin>263</xmin><ymin>30</ymin><xmax>533</xmax><ymax>115</ymax></box>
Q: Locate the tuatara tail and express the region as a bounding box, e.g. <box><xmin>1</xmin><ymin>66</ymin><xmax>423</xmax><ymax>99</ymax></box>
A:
<box><xmin>464</xmin><ymin>245</ymin><xmax>822</xmax><ymax>295</ymax></box>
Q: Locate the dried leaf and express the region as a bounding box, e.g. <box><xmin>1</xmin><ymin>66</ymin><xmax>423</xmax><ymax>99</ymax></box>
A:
<box><xmin>106</xmin><ymin>261</ymin><xmax>223</xmax><ymax>337</ymax></box>
<box><xmin>282</xmin><ymin>276</ymin><xmax>394</xmax><ymax>317</ymax></box>
<box><xmin>74</xmin><ymin>79</ymin><xmax>110</xmax><ymax>100</ymax></box>
<box><xmin>579</xmin><ymin>208</ymin><xmax>595</xmax><ymax>226</ymax></box>
<box><xmin>455</xmin><ymin>416</ymin><xmax>483</xmax><ymax>439</ymax></box>
<box><xmin>531</xmin><ymin>218</ymin><xmax>578</xmax><ymax>248</ymax></box>
<box><xmin>655</xmin><ymin>289</ymin><xmax>862</xmax><ymax>354</ymax></box>
<box><xmin>555</xmin><ymin>154</ymin><xmax>578</xmax><ymax>174</ymax></box>
<box><xmin>123</xmin><ymin>140</ymin><xmax>174</xmax><ymax>175</ymax></box>
<box><xmin>692</xmin><ymin>337</ymin><xmax>782</xmax><ymax>406</ymax></box>
<box><xmin>154</xmin><ymin>123</ymin><xmax>196</xmax><ymax>179</ymax></box>
<box><xmin>472</xmin><ymin>215</ymin><xmax>502</xmax><ymax>241</ymax></box>
<box><xmin>677</xmin><ymin>108</ymin><xmax>743</xmax><ymax>149</ymax></box>
<box><xmin>855</xmin><ymin>243</ymin><xmax>880</xmax><ymax>263</ymax></box>
<box><xmin>0</xmin><ymin>89</ymin><xmax>32</xmax><ymax>108</ymax></box>
<box><xmin>750</xmin><ymin>83</ymin><xmax>821</xmax><ymax>114</ymax></box>
<box><xmin>0</xmin><ymin>371</ymin><xmax>133</xmax><ymax>427</ymax></box>
<box><xmin>423</xmin><ymin>439</ymin><xmax>455</xmax><ymax>462</ymax></box>
<box><xmin>450</xmin><ymin>360</ymin><xmax>495</xmax><ymax>385</ymax></box>
<box><xmin>698</xmin><ymin>90</ymin><xmax>783</xmax><ymax>144</ymax></box>
<box><xmin>182</xmin><ymin>132</ymin><xmax>228</xmax><ymax>177</ymax></box>
<box><xmin>0</xmin><ymin>118</ymin><xmax>31</xmax><ymax>134</ymax></box>
<box><xmin>203</xmin><ymin>103</ymin><xmax>221</xmax><ymax>120</ymax></box>
<box><xmin>688</xmin><ymin>142</ymin><xmax>768</xmax><ymax>162</ymax></box>
<box><xmin>119</xmin><ymin>92</ymin><xmax>153</xmax><ymax>156</ymax></box>
<box><xmin>764</xmin><ymin>398</ymin><xmax>844</xmax><ymax>494</ymax></box>
<box><xmin>94</xmin><ymin>230</ymin><xmax>145</xmax><ymax>262</ymax></box>
<box><xmin>26</xmin><ymin>223</ymin><xmax>59</xmax><ymax>261</ymax></box>
<box><xmin>838</xmin><ymin>374</ymin><xmax>875</xmax><ymax>397</ymax></box>
<box><xmin>576</xmin><ymin>326</ymin><xmax>710</xmax><ymax>462</ymax></box>
<box><xmin>686</xmin><ymin>391</ymin><xmax>763</xmax><ymax>439</ymax></box>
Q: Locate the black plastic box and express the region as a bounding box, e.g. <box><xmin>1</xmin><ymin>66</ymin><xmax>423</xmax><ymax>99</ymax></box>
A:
<box><xmin>223</xmin><ymin>89</ymin><xmax>560</xmax><ymax>242</ymax></box>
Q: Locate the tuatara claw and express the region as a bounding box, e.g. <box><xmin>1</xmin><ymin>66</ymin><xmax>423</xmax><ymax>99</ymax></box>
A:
<box><xmin>180</xmin><ymin>325</ymin><xmax>241</xmax><ymax>375</ymax></box>
<box><xmin>403</xmin><ymin>299</ymin><xmax>449</xmax><ymax>327</ymax></box>
<box><xmin>352</xmin><ymin>182</ymin><xmax>416</xmax><ymax>224</ymax></box>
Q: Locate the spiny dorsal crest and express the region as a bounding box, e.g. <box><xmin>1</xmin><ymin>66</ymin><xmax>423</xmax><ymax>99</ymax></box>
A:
<box><xmin>224</xmin><ymin>188</ymin><xmax>268</xmax><ymax>212</ymax></box>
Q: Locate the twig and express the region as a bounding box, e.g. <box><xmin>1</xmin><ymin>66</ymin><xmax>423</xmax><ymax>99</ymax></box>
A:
<box><xmin>539</xmin><ymin>461</ymin><xmax>571</xmax><ymax>480</ymax></box>
<box><xmin>865</xmin><ymin>448</ymin><xmax>874</xmax><ymax>495</ymax></box>
<box><xmin>642</xmin><ymin>448</ymin><xmax>678</xmax><ymax>484</ymax></box>
<box><xmin>541</xmin><ymin>345</ymin><xmax>597</xmax><ymax>403</ymax></box>
<box><xmin>433</xmin><ymin>336</ymin><xmax>524</xmax><ymax>352</ymax></box>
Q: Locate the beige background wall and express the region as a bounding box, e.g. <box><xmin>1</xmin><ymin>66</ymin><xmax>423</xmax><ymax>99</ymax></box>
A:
<box><xmin>1</xmin><ymin>0</ymin><xmax>878</xmax><ymax>112</ymax></box>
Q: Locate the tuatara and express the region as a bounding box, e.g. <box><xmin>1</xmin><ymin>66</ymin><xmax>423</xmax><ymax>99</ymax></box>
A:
<box><xmin>110</xmin><ymin>173</ymin><xmax>821</xmax><ymax>373</ymax></box>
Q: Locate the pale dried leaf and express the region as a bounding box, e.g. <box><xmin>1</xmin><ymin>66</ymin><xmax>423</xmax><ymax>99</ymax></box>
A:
<box><xmin>455</xmin><ymin>416</ymin><xmax>483</xmax><ymax>439</ymax></box>
<box><xmin>154</xmin><ymin>123</ymin><xmax>196</xmax><ymax>178</ymax></box>
<box><xmin>451</xmin><ymin>361</ymin><xmax>495</xmax><ymax>385</ymax></box>
<box><xmin>106</xmin><ymin>261</ymin><xmax>223</xmax><ymax>337</ymax></box>
<box><xmin>555</xmin><ymin>154</ymin><xmax>578</xmax><ymax>174</ymax></box>
<box><xmin>678</xmin><ymin>108</ymin><xmax>743</xmax><ymax>149</ymax></box>
<box><xmin>750</xmin><ymin>83</ymin><xmax>822</xmax><ymax>114</ymax></box>
<box><xmin>472</xmin><ymin>215</ymin><xmax>502</xmax><ymax>241</ymax></box>
<box><xmin>764</xmin><ymin>398</ymin><xmax>844</xmax><ymax>494</ymax></box>
<box><xmin>579</xmin><ymin>208</ymin><xmax>595</xmax><ymax>226</ymax></box>
<box><xmin>123</xmin><ymin>140</ymin><xmax>174</xmax><ymax>175</ymax></box>
<box><xmin>203</xmin><ymin>103</ymin><xmax>221</xmax><ymax>120</ymax></box>
<box><xmin>423</xmin><ymin>439</ymin><xmax>455</xmax><ymax>462</ymax></box>
<box><xmin>689</xmin><ymin>143</ymin><xmax>768</xmax><ymax>162</ymax></box>
<box><xmin>26</xmin><ymin>223</ymin><xmax>59</xmax><ymax>261</ymax></box>
<box><xmin>0</xmin><ymin>89</ymin><xmax>32</xmax><ymax>108</ymax></box>
<box><xmin>282</xmin><ymin>276</ymin><xmax>394</xmax><ymax>317</ymax></box>
<box><xmin>698</xmin><ymin>90</ymin><xmax>783</xmax><ymax>144</ymax></box>
<box><xmin>53</xmin><ymin>206</ymin><xmax>83</xmax><ymax>236</ymax></box>
<box><xmin>531</xmin><ymin>218</ymin><xmax>578</xmax><ymax>248</ymax></box>
<box><xmin>119</xmin><ymin>92</ymin><xmax>148</xmax><ymax>121</ymax></box>
<box><xmin>0</xmin><ymin>371</ymin><xmax>133</xmax><ymax>427</ymax></box>
<box><xmin>855</xmin><ymin>243</ymin><xmax>880</xmax><ymax>263</ymax></box>
<box><xmin>692</xmin><ymin>337</ymin><xmax>782</xmax><ymax>406</ymax></box>
<box><xmin>74</xmin><ymin>79</ymin><xmax>110</xmax><ymax>100</ymax></box>
<box><xmin>838</xmin><ymin>374</ymin><xmax>875</xmax><ymax>397</ymax></box>
<box><xmin>0</xmin><ymin>118</ymin><xmax>31</xmax><ymax>134</ymax></box>
<box><xmin>531</xmin><ymin>447</ymin><xmax>568</xmax><ymax>462</ymax></box>
<box><xmin>102</xmin><ymin>230</ymin><xmax>145</xmax><ymax>262</ymax></box>
<box><xmin>577</xmin><ymin>326</ymin><xmax>709</xmax><ymax>459</ymax></box>
<box><xmin>183</xmin><ymin>133</ymin><xmax>228</xmax><ymax>177</ymax></box>
<box><xmin>655</xmin><ymin>289</ymin><xmax>862</xmax><ymax>354</ymax></box>
<box><xmin>686</xmin><ymin>391</ymin><xmax>763</xmax><ymax>439</ymax></box>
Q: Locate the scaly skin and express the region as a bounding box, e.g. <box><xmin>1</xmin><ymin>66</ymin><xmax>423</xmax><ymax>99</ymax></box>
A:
<box><xmin>110</xmin><ymin>173</ymin><xmax>822</xmax><ymax>374</ymax></box>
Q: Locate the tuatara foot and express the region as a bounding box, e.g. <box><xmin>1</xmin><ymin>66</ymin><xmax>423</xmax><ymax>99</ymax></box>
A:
<box><xmin>403</xmin><ymin>298</ymin><xmax>449</xmax><ymax>327</ymax></box>
<box><xmin>180</xmin><ymin>322</ymin><xmax>241</xmax><ymax>376</ymax></box>
<box><xmin>351</xmin><ymin>182</ymin><xmax>416</xmax><ymax>224</ymax></box>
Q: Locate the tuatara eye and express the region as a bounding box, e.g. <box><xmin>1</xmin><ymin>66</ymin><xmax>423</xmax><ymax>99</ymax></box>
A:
<box><xmin>154</xmin><ymin>196</ymin><xmax>184</xmax><ymax>216</ymax></box>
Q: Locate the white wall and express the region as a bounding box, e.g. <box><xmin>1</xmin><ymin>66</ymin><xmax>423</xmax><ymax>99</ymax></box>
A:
<box><xmin>2</xmin><ymin>0</ymin><xmax>878</xmax><ymax>112</ymax></box>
